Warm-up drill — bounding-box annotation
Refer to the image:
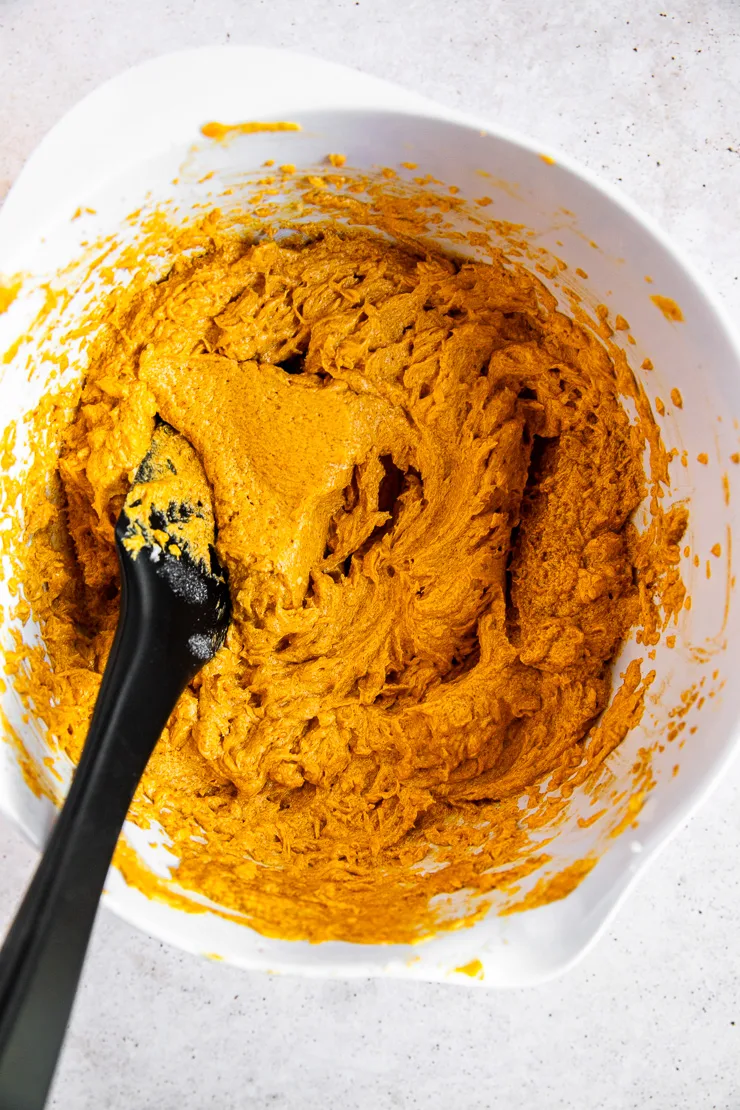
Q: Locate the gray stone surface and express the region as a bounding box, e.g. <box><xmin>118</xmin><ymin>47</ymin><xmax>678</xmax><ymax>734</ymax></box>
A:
<box><xmin>1</xmin><ymin>1</ymin><xmax>740</xmax><ymax>1107</ymax></box>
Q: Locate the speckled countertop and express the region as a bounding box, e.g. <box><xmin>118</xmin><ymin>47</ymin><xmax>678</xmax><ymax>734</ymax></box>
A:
<box><xmin>1</xmin><ymin>2</ymin><xmax>740</xmax><ymax>1107</ymax></box>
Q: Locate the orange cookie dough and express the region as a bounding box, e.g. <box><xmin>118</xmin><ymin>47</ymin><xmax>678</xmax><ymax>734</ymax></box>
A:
<box><xmin>12</xmin><ymin>226</ymin><xmax>685</xmax><ymax>943</ymax></box>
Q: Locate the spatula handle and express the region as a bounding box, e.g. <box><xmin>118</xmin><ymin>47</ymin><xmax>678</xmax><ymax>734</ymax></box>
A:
<box><xmin>0</xmin><ymin>557</ymin><xmax>196</xmax><ymax>1110</ymax></box>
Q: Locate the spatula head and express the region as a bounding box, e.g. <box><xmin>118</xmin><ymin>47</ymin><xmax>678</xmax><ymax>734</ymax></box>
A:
<box><xmin>115</xmin><ymin>423</ymin><xmax>231</xmax><ymax>668</ymax></box>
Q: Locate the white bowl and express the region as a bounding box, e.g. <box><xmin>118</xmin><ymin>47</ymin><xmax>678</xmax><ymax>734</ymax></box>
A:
<box><xmin>1</xmin><ymin>46</ymin><xmax>739</xmax><ymax>987</ymax></box>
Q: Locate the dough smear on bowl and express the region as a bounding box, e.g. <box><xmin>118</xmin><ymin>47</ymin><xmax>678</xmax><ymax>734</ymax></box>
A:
<box><xmin>9</xmin><ymin>223</ymin><xmax>686</xmax><ymax>943</ymax></box>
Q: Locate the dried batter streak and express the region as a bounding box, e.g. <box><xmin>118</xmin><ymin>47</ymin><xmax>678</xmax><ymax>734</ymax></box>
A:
<box><xmin>9</xmin><ymin>223</ymin><xmax>686</xmax><ymax>943</ymax></box>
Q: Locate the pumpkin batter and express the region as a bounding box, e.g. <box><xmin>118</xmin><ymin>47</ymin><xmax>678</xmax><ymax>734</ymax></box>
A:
<box><xmin>11</xmin><ymin>223</ymin><xmax>685</xmax><ymax>943</ymax></box>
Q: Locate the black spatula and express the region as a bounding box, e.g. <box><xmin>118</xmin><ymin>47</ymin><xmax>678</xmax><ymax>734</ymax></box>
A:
<box><xmin>0</xmin><ymin>423</ymin><xmax>231</xmax><ymax>1110</ymax></box>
